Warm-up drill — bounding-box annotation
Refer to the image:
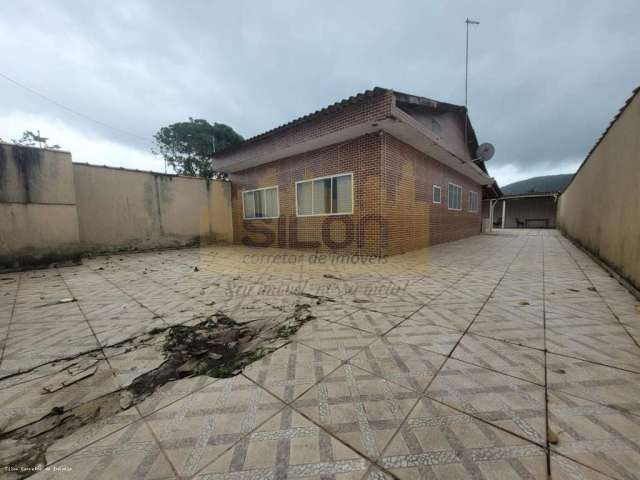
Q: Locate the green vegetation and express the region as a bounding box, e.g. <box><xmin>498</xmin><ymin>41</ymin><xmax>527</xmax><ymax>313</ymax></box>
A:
<box><xmin>153</xmin><ymin>118</ymin><xmax>244</xmax><ymax>179</ymax></box>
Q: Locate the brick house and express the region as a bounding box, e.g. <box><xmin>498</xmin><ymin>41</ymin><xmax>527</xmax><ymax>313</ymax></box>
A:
<box><xmin>213</xmin><ymin>88</ymin><xmax>495</xmax><ymax>256</ymax></box>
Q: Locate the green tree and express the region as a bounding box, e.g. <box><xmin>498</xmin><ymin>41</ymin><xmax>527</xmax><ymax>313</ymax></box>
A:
<box><xmin>12</xmin><ymin>130</ymin><xmax>61</xmax><ymax>149</ymax></box>
<box><xmin>153</xmin><ymin>118</ymin><xmax>243</xmax><ymax>179</ymax></box>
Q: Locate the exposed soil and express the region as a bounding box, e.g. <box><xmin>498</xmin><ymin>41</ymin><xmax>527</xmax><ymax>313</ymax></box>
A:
<box><xmin>0</xmin><ymin>301</ymin><xmax>317</xmax><ymax>479</ymax></box>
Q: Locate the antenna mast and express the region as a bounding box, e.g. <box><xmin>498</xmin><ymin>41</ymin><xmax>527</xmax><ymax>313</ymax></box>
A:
<box><xmin>465</xmin><ymin>18</ymin><xmax>480</xmax><ymax>149</ymax></box>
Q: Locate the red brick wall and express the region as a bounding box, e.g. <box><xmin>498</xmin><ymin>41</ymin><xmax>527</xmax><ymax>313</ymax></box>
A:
<box><xmin>229</xmin><ymin>131</ymin><xmax>482</xmax><ymax>257</ymax></box>
<box><xmin>381</xmin><ymin>133</ymin><xmax>482</xmax><ymax>255</ymax></box>
<box><xmin>217</xmin><ymin>90</ymin><xmax>394</xmax><ymax>166</ymax></box>
<box><xmin>229</xmin><ymin>133</ymin><xmax>383</xmax><ymax>256</ymax></box>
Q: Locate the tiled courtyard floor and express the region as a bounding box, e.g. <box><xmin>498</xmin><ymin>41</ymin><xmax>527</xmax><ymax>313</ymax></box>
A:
<box><xmin>1</xmin><ymin>229</ymin><xmax>640</xmax><ymax>479</ymax></box>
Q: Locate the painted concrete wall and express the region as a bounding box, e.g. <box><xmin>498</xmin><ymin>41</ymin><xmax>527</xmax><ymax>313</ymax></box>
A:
<box><xmin>0</xmin><ymin>144</ymin><xmax>80</xmax><ymax>267</ymax></box>
<box><xmin>557</xmin><ymin>90</ymin><xmax>640</xmax><ymax>290</ymax></box>
<box><xmin>0</xmin><ymin>143</ymin><xmax>234</xmax><ymax>268</ymax></box>
<box><xmin>73</xmin><ymin>164</ymin><xmax>209</xmax><ymax>251</ymax></box>
<box><xmin>73</xmin><ymin>164</ymin><xmax>234</xmax><ymax>251</ymax></box>
<box><xmin>208</xmin><ymin>180</ymin><xmax>233</xmax><ymax>243</ymax></box>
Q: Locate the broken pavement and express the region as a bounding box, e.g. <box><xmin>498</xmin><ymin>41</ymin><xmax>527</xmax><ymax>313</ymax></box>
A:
<box><xmin>2</xmin><ymin>232</ymin><xmax>640</xmax><ymax>479</ymax></box>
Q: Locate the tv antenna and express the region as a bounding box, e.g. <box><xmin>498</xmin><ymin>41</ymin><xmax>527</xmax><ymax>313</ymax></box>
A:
<box><xmin>464</xmin><ymin>18</ymin><xmax>480</xmax><ymax>147</ymax></box>
<box><xmin>465</xmin><ymin>18</ymin><xmax>480</xmax><ymax>109</ymax></box>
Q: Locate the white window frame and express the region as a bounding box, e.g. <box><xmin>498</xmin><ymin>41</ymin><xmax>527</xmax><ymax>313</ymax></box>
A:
<box><xmin>242</xmin><ymin>185</ymin><xmax>280</xmax><ymax>220</ymax></box>
<box><xmin>447</xmin><ymin>182</ymin><xmax>463</xmax><ymax>211</ymax></box>
<box><xmin>295</xmin><ymin>172</ymin><xmax>354</xmax><ymax>217</ymax></box>
<box><xmin>432</xmin><ymin>185</ymin><xmax>441</xmax><ymax>204</ymax></box>
<box><xmin>468</xmin><ymin>191</ymin><xmax>478</xmax><ymax>212</ymax></box>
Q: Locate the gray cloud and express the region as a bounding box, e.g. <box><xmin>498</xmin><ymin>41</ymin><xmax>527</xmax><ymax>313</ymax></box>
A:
<box><xmin>1</xmin><ymin>0</ymin><xmax>638</xmax><ymax>184</ymax></box>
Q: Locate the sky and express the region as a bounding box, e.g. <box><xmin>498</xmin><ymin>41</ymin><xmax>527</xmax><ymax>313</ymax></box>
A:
<box><xmin>1</xmin><ymin>1</ymin><xmax>638</xmax><ymax>187</ymax></box>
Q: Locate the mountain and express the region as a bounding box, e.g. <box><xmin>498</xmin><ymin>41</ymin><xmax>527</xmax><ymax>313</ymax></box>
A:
<box><xmin>501</xmin><ymin>174</ymin><xmax>574</xmax><ymax>196</ymax></box>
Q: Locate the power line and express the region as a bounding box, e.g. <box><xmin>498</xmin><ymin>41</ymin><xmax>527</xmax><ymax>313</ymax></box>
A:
<box><xmin>0</xmin><ymin>71</ymin><xmax>150</xmax><ymax>144</ymax></box>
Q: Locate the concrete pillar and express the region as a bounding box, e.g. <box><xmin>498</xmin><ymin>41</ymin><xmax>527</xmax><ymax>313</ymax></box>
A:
<box><xmin>489</xmin><ymin>199</ymin><xmax>496</xmax><ymax>232</ymax></box>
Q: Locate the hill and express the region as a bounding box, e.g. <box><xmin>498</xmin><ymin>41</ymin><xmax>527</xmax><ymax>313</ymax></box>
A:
<box><xmin>501</xmin><ymin>174</ymin><xmax>573</xmax><ymax>196</ymax></box>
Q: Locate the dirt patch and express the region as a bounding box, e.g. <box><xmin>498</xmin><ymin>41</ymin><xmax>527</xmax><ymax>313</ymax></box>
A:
<box><xmin>0</xmin><ymin>303</ymin><xmax>316</xmax><ymax>479</ymax></box>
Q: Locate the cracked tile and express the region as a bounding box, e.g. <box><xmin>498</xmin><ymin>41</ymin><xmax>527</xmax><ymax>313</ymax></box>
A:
<box><xmin>1</xmin><ymin>234</ymin><xmax>639</xmax><ymax>480</ymax></box>
<box><xmin>0</xmin><ymin>355</ymin><xmax>119</xmax><ymax>433</ymax></box>
<box><xmin>45</xmin><ymin>408</ymin><xmax>143</xmax><ymax>465</ymax></box>
<box><xmin>108</xmin><ymin>345</ymin><xmax>167</xmax><ymax>388</ymax></box>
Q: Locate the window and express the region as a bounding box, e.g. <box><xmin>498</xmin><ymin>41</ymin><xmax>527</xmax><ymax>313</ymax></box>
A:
<box><xmin>242</xmin><ymin>186</ymin><xmax>279</xmax><ymax>219</ymax></box>
<box><xmin>432</xmin><ymin>185</ymin><xmax>441</xmax><ymax>204</ymax></box>
<box><xmin>468</xmin><ymin>191</ymin><xmax>478</xmax><ymax>212</ymax></box>
<box><xmin>296</xmin><ymin>173</ymin><xmax>353</xmax><ymax>216</ymax></box>
<box><xmin>447</xmin><ymin>183</ymin><xmax>463</xmax><ymax>210</ymax></box>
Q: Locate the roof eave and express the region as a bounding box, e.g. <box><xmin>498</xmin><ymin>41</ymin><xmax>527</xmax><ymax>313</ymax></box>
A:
<box><xmin>214</xmin><ymin>87</ymin><xmax>390</xmax><ymax>157</ymax></box>
<box><xmin>215</xmin><ymin>113</ymin><xmax>492</xmax><ymax>185</ymax></box>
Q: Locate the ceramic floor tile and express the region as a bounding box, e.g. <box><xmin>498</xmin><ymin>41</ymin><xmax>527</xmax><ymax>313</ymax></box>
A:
<box><xmin>195</xmin><ymin>406</ymin><xmax>371</xmax><ymax>480</ymax></box>
<box><xmin>546</xmin><ymin>324</ymin><xmax>640</xmax><ymax>372</ymax></box>
<box><xmin>425</xmin><ymin>358</ymin><xmax>547</xmax><ymax>445</ymax></box>
<box><xmin>548</xmin><ymin>390</ymin><xmax>640</xmax><ymax>479</ymax></box>
<box><xmin>292</xmin><ymin>364</ymin><xmax>420</xmax><ymax>460</ymax></box>
<box><xmin>334</xmin><ymin>309</ymin><xmax>406</xmax><ymax>335</ymax></box>
<box><xmin>411</xmin><ymin>304</ymin><xmax>476</xmax><ymax>331</ymax></box>
<box><xmin>466</xmin><ymin>301</ymin><xmax>545</xmax><ymax>350</ymax></box>
<box><xmin>547</xmin><ymin>352</ymin><xmax>640</xmax><ymax>415</ymax></box>
<box><xmin>45</xmin><ymin>408</ymin><xmax>144</xmax><ymax>465</ymax></box>
<box><xmin>384</xmin><ymin>320</ymin><xmax>464</xmax><ymax>357</ymax></box>
<box><xmin>294</xmin><ymin>320</ymin><xmax>377</xmax><ymax>361</ymax></box>
<box><xmin>242</xmin><ymin>341</ymin><xmax>342</xmax><ymax>404</ymax></box>
<box><xmin>32</xmin><ymin>420</ymin><xmax>175</xmax><ymax>480</ymax></box>
<box><xmin>349</xmin><ymin>338</ymin><xmax>446</xmax><ymax>393</ymax></box>
<box><xmin>144</xmin><ymin>374</ymin><xmax>285</xmax><ymax>477</ymax></box>
<box><xmin>468</xmin><ymin>321</ymin><xmax>546</xmax><ymax>350</ymax></box>
<box><xmin>3</xmin><ymin>234</ymin><xmax>640</xmax><ymax>480</ymax></box>
<box><xmin>451</xmin><ymin>334</ymin><xmax>545</xmax><ymax>385</ymax></box>
<box><xmin>550</xmin><ymin>453</ymin><xmax>617</xmax><ymax>480</ymax></box>
<box><xmin>339</xmin><ymin>295</ymin><xmax>422</xmax><ymax>319</ymax></box>
<box><xmin>379</xmin><ymin>397</ymin><xmax>547</xmax><ymax>479</ymax></box>
<box><xmin>306</xmin><ymin>301</ymin><xmax>361</xmax><ymax>323</ymax></box>
<box><xmin>135</xmin><ymin>376</ymin><xmax>218</xmax><ymax>418</ymax></box>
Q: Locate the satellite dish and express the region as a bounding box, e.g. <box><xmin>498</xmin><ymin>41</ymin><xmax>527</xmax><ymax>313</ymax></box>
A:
<box><xmin>476</xmin><ymin>142</ymin><xmax>495</xmax><ymax>162</ymax></box>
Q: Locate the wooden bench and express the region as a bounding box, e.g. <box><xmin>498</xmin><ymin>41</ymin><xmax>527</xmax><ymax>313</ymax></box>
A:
<box><xmin>525</xmin><ymin>218</ymin><xmax>550</xmax><ymax>228</ymax></box>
